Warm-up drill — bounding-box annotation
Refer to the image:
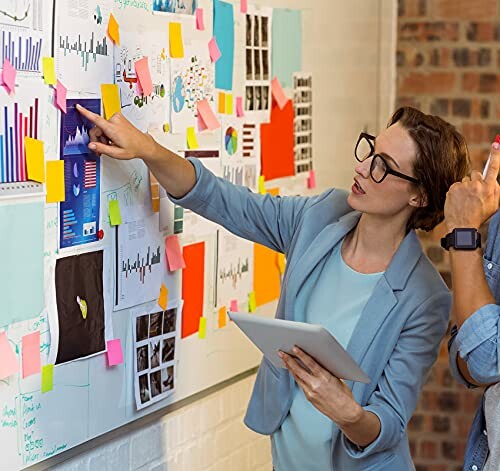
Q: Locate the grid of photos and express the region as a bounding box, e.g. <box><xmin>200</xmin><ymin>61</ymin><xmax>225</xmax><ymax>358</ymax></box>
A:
<box><xmin>133</xmin><ymin>304</ymin><xmax>180</xmax><ymax>409</ymax></box>
<box><xmin>245</xmin><ymin>12</ymin><xmax>271</xmax><ymax>112</ymax></box>
<box><xmin>293</xmin><ymin>73</ymin><xmax>313</xmax><ymax>173</ymax></box>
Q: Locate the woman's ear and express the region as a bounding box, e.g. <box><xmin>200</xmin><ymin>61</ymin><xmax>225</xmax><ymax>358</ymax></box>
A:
<box><xmin>409</xmin><ymin>189</ymin><xmax>428</xmax><ymax>209</ymax></box>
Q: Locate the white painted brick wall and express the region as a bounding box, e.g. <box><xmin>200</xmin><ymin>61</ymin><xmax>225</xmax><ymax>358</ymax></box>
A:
<box><xmin>52</xmin><ymin>374</ymin><xmax>272</xmax><ymax>471</ymax></box>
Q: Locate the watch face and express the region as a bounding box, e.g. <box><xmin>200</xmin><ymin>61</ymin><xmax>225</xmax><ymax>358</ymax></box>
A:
<box><xmin>455</xmin><ymin>229</ymin><xmax>475</xmax><ymax>248</ymax></box>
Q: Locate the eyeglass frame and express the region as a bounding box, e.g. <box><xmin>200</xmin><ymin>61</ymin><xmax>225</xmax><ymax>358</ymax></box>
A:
<box><xmin>355</xmin><ymin>132</ymin><xmax>420</xmax><ymax>185</ymax></box>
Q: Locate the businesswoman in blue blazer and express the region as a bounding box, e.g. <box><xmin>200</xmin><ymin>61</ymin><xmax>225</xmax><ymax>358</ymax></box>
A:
<box><xmin>78</xmin><ymin>104</ymin><xmax>469</xmax><ymax>470</ymax></box>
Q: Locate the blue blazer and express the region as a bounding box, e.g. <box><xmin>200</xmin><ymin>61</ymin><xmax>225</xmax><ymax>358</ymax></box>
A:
<box><xmin>172</xmin><ymin>158</ymin><xmax>451</xmax><ymax>470</ymax></box>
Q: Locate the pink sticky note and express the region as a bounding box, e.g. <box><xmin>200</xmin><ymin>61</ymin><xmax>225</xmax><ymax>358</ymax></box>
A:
<box><xmin>56</xmin><ymin>80</ymin><xmax>67</xmax><ymax>113</ymax></box>
<box><xmin>236</xmin><ymin>97</ymin><xmax>244</xmax><ymax>117</ymax></box>
<box><xmin>196</xmin><ymin>8</ymin><xmax>205</xmax><ymax>30</ymax></box>
<box><xmin>307</xmin><ymin>170</ymin><xmax>316</xmax><ymax>189</ymax></box>
<box><xmin>106</xmin><ymin>339</ymin><xmax>123</xmax><ymax>366</ymax></box>
<box><xmin>134</xmin><ymin>57</ymin><xmax>154</xmax><ymax>96</ymax></box>
<box><xmin>22</xmin><ymin>331</ymin><xmax>41</xmax><ymax>378</ymax></box>
<box><xmin>2</xmin><ymin>58</ymin><xmax>16</xmax><ymax>94</ymax></box>
<box><xmin>208</xmin><ymin>38</ymin><xmax>222</xmax><ymax>63</ymax></box>
<box><xmin>271</xmin><ymin>77</ymin><xmax>288</xmax><ymax>110</ymax></box>
<box><xmin>197</xmin><ymin>114</ymin><xmax>208</xmax><ymax>132</ymax></box>
<box><xmin>230</xmin><ymin>299</ymin><xmax>239</xmax><ymax>312</ymax></box>
<box><xmin>0</xmin><ymin>332</ymin><xmax>18</xmax><ymax>379</ymax></box>
<box><xmin>197</xmin><ymin>99</ymin><xmax>221</xmax><ymax>131</ymax></box>
<box><xmin>240</xmin><ymin>0</ymin><xmax>248</xmax><ymax>13</ymax></box>
<box><xmin>165</xmin><ymin>235</ymin><xmax>186</xmax><ymax>271</ymax></box>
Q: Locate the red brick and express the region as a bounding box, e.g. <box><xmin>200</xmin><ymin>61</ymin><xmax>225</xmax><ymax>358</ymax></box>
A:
<box><xmin>496</xmin><ymin>101</ymin><xmax>500</xmax><ymax>119</ymax></box>
<box><xmin>399</xmin><ymin>21</ymin><xmax>459</xmax><ymax>42</ymax></box>
<box><xmin>462</xmin><ymin>123</ymin><xmax>489</xmax><ymax>144</ymax></box>
<box><xmin>399</xmin><ymin>0</ymin><xmax>428</xmax><ymax>17</ymax></box>
<box><xmin>399</xmin><ymin>72</ymin><xmax>456</xmax><ymax>95</ymax></box>
<box><xmin>432</xmin><ymin>0</ymin><xmax>497</xmax><ymax>20</ymax></box>
<box><xmin>462</xmin><ymin>72</ymin><xmax>480</xmax><ymax>92</ymax></box>
<box><xmin>420</xmin><ymin>440</ymin><xmax>438</xmax><ymax>459</ymax></box>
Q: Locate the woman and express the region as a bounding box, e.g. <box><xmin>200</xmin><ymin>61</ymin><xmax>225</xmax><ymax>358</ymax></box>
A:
<box><xmin>77</xmin><ymin>104</ymin><xmax>469</xmax><ymax>470</ymax></box>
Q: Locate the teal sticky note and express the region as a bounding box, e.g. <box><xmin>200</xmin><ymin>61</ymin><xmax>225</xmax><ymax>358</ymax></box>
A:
<box><xmin>272</xmin><ymin>9</ymin><xmax>302</xmax><ymax>88</ymax></box>
<box><xmin>0</xmin><ymin>203</ymin><xmax>44</xmax><ymax>327</ymax></box>
<box><xmin>213</xmin><ymin>0</ymin><xmax>234</xmax><ymax>90</ymax></box>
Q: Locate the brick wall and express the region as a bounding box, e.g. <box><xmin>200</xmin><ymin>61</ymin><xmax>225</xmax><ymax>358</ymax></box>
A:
<box><xmin>397</xmin><ymin>0</ymin><xmax>499</xmax><ymax>469</ymax></box>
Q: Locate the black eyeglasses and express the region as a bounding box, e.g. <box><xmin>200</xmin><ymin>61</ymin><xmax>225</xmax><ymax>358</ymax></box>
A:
<box><xmin>355</xmin><ymin>132</ymin><xmax>420</xmax><ymax>185</ymax></box>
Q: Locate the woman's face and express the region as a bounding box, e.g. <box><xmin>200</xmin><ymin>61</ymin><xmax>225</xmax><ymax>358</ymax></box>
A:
<box><xmin>347</xmin><ymin>123</ymin><xmax>423</xmax><ymax>221</ymax></box>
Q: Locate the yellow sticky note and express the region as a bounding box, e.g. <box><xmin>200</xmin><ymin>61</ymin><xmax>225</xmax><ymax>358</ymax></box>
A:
<box><xmin>258</xmin><ymin>176</ymin><xmax>266</xmax><ymax>195</ymax></box>
<box><xmin>218</xmin><ymin>306</ymin><xmax>227</xmax><ymax>328</ymax></box>
<box><xmin>248</xmin><ymin>292</ymin><xmax>257</xmax><ymax>313</ymax></box>
<box><xmin>218</xmin><ymin>92</ymin><xmax>226</xmax><ymax>114</ymax></box>
<box><xmin>42</xmin><ymin>57</ymin><xmax>56</xmax><ymax>85</ymax></box>
<box><xmin>169</xmin><ymin>23</ymin><xmax>184</xmax><ymax>58</ymax></box>
<box><xmin>108</xmin><ymin>13</ymin><xmax>120</xmax><ymax>45</ymax></box>
<box><xmin>108</xmin><ymin>199</ymin><xmax>122</xmax><ymax>226</ymax></box>
<box><xmin>41</xmin><ymin>364</ymin><xmax>54</xmax><ymax>393</ymax></box>
<box><xmin>46</xmin><ymin>161</ymin><xmax>65</xmax><ymax>203</ymax></box>
<box><xmin>158</xmin><ymin>283</ymin><xmax>168</xmax><ymax>310</ymax></box>
<box><xmin>101</xmin><ymin>84</ymin><xmax>121</xmax><ymax>119</ymax></box>
<box><xmin>25</xmin><ymin>137</ymin><xmax>45</xmax><ymax>182</ymax></box>
<box><xmin>198</xmin><ymin>317</ymin><xmax>207</xmax><ymax>339</ymax></box>
<box><xmin>226</xmin><ymin>94</ymin><xmax>233</xmax><ymax>115</ymax></box>
<box><xmin>277</xmin><ymin>253</ymin><xmax>286</xmax><ymax>274</ymax></box>
<box><xmin>186</xmin><ymin>127</ymin><xmax>199</xmax><ymax>150</ymax></box>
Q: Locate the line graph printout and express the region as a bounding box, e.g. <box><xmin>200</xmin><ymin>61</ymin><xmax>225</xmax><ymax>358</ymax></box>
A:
<box><xmin>0</xmin><ymin>0</ymin><xmax>43</xmax><ymax>30</ymax></box>
<box><xmin>55</xmin><ymin>0</ymin><xmax>113</xmax><ymax>93</ymax></box>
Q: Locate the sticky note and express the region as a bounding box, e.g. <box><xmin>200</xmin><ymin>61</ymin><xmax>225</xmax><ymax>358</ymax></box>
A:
<box><xmin>169</xmin><ymin>23</ymin><xmax>184</xmax><ymax>58</ymax></box>
<box><xmin>230</xmin><ymin>299</ymin><xmax>238</xmax><ymax>312</ymax></box>
<box><xmin>22</xmin><ymin>331</ymin><xmax>41</xmax><ymax>378</ymax></box>
<box><xmin>134</xmin><ymin>57</ymin><xmax>154</xmax><ymax>96</ymax></box>
<box><xmin>236</xmin><ymin>96</ymin><xmax>244</xmax><ymax>117</ymax></box>
<box><xmin>0</xmin><ymin>331</ymin><xmax>18</xmax><ymax>379</ymax></box>
<box><xmin>218</xmin><ymin>306</ymin><xmax>227</xmax><ymax>328</ymax></box>
<box><xmin>197</xmin><ymin>99</ymin><xmax>221</xmax><ymax>131</ymax></box>
<box><xmin>56</xmin><ymin>80</ymin><xmax>67</xmax><ymax>113</ymax></box>
<box><xmin>258</xmin><ymin>175</ymin><xmax>266</xmax><ymax>195</ymax></box>
<box><xmin>108</xmin><ymin>199</ymin><xmax>122</xmax><ymax>226</ymax></box>
<box><xmin>226</xmin><ymin>94</ymin><xmax>233</xmax><ymax>115</ymax></box>
<box><xmin>41</xmin><ymin>364</ymin><xmax>54</xmax><ymax>393</ymax></box>
<box><xmin>25</xmin><ymin>137</ymin><xmax>45</xmax><ymax>183</ymax></box>
<box><xmin>46</xmin><ymin>160</ymin><xmax>65</xmax><ymax>203</ymax></box>
<box><xmin>240</xmin><ymin>0</ymin><xmax>248</xmax><ymax>13</ymax></box>
<box><xmin>198</xmin><ymin>317</ymin><xmax>207</xmax><ymax>339</ymax></box>
<box><xmin>107</xmin><ymin>13</ymin><xmax>120</xmax><ymax>45</ymax></box>
<box><xmin>106</xmin><ymin>339</ymin><xmax>123</xmax><ymax>366</ymax></box>
<box><xmin>101</xmin><ymin>84</ymin><xmax>121</xmax><ymax>119</ymax></box>
<box><xmin>2</xmin><ymin>58</ymin><xmax>16</xmax><ymax>93</ymax></box>
<box><xmin>42</xmin><ymin>57</ymin><xmax>56</xmax><ymax>85</ymax></box>
<box><xmin>165</xmin><ymin>235</ymin><xmax>186</xmax><ymax>271</ymax></box>
<box><xmin>248</xmin><ymin>292</ymin><xmax>257</xmax><ymax>313</ymax></box>
<box><xmin>218</xmin><ymin>92</ymin><xmax>226</xmax><ymax>114</ymax></box>
<box><xmin>186</xmin><ymin>127</ymin><xmax>199</xmax><ymax>149</ymax></box>
<box><xmin>307</xmin><ymin>169</ymin><xmax>316</xmax><ymax>189</ymax></box>
<box><xmin>271</xmin><ymin>77</ymin><xmax>288</xmax><ymax>110</ymax></box>
<box><xmin>277</xmin><ymin>253</ymin><xmax>286</xmax><ymax>274</ymax></box>
<box><xmin>208</xmin><ymin>37</ymin><xmax>222</xmax><ymax>63</ymax></box>
<box><xmin>196</xmin><ymin>8</ymin><xmax>205</xmax><ymax>30</ymax></box>
<box><xmin>214</xmin><ymin>0</ymin><xmax>235</xmax><ymax>90</ymax></box>
<box><xmin>158</xmin><ymin>283</ymin><xmax>168</xmax><ymax>310</ymax></box>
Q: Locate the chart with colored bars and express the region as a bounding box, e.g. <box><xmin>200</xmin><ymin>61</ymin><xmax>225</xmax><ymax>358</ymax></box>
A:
<box><xmin>59</xmin><ymin>33</ymin><xmax>109</xmax><ymax>71</ymax></box>
<box><xmin>2</xmin><ymin>29</ymin><xmax>43</xmax><ymax>73</ymax></box>
<box><xmin>224</xmin><ymin>127</ymin><xmax>238</xmax><ymax>155</ymax></box>
<box><xmin>122</xmin><ymin>246</ymin><xmax>162</xmax><ymax>284</ymax></box>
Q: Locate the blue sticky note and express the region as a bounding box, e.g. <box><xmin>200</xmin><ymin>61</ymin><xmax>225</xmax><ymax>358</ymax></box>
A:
<box><xmin>213</xmin><ymin>0</ymin><xmax>234</xmax><ymax>90</ymax></box>
<box><xmin>272</xmin><ymin>9</ymin><xmax>302</xmax><ymax>88</ymax></box>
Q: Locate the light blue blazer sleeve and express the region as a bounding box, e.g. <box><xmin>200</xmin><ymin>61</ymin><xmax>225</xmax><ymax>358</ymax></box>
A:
<box><xmin>169</xmin><ymin>157</ymin><xmax>332</xmax><ymax>254</ymax></box>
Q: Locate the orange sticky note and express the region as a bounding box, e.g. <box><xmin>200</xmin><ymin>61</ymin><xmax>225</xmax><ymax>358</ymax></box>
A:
<box><xmin>158</xmin><ymin>283</ymin><xmax>168</xmax><ymax>310</ymax></box>
<box><xmin>218</xmin><ymin>306</ymin><xmax>227</xmax><ymax>328</ymax></box>
<box><xmin>226</xmin><ymin>94</ymin><xmax>233</xmax><ymax>115</ymax></box>
<box><xmin>101</xmin><ymin>84</ymin><xmax>121</xmax><ymax>119</ymax></box>
<box><xmin>169</xmin><ymin>23</ymin><xmax>184</xmax><ymax>58</ymax></box>
<box><xmin>198</xmin><ymin>317</ymin><xmax>207</xmax><ymax>339</ymax></box>
<box><xmin>25</xmin><ymin>137</ymin><xmax>45</xmax><ymax>183</ymax></box>
<box><xmin>271</xmin><ymin>77</ymin><xmax>288</xmax><ymax>110</ymax></box>
<box><xmin>106</xmin><ymin>339</ymin><xmax>123</xmax><ymax>366</ymax></box>
<box><xmin>208</xmin><ymin>37</ymin><xmax>222</xmax><ymax>63</ymax></box>
<box><xmin>236</xmin><ymin>96</ymin><xmax>244</xmax><ymax>117</ymax></box>
<box><xmin>218</xmin><ymin>92</ymin><xmax>226</xmax><ymax>114</ymax></box>
<box><xmin>307</xmin><ymin>169</ymin><xmax>316</xmax><ymax>189</ymax></box>
<box><xmin>197</xmin><ymin>99</ymin><xmax>221</xmax><ymax>131</ymax></box>
<box><xmin>56</xmin><ymin>80</ymin><xmax>67</xmax><ymax>113</ymax></box>
<box><xmin>134</xmin><ymin>57</ymin><xmax>153</xmax><ymax>96</ymax></box>
<box><xmin>107</xmin><ymin>13</ymin><xmax>120</xmax><ymax>45</ymax></box>
<box><xmin>277</xmin><ymin>253</ymin><xmax>286</xmax><ymax>274</ymax></box>
<box><xmin>41</xmin><ymin>364</ymin><xmax>54</xmax><ymax>393</ymax></box>
<box><xmin>2</xmin><ymin>58</ymin><xmax>16</xmax><ymax>94</ymax></box>
<box><xmin>22</xmin><ymin>331</ymin><xmax>41</xmax><ymax>378</ymax></box>
<box><xmin>46</xmin><ymin>160</ymin><xmax>65</xmax><ymax>203</ymax></box>
<box><xmin>165</xmin><ymin>235</ymin><xmax>186</xmax><ymax>271</ymax></box>
<box><xmin>0</xmin><ymin>331</ymin><xmax>18</xmax><ymax>379</ymax></box>
<box><xmin>196</xmin><ymin>8</ymin><xmax>205</xmax><ymax>30</ymax></box>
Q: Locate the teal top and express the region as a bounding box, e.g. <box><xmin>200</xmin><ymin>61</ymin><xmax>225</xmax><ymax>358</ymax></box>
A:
<box><xmin>272</xmin><ymin>242</ymin><xmax>384</xmax><ymax>471</ymax></box>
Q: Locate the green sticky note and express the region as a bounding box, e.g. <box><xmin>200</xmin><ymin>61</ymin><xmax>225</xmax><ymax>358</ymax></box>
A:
<box><xmin>248</xmin><ymin>292</ymin><xmax>256</xmax><ymax>313</ymax></box>
<box><xmin>108</xmin><ymin>199</ymin><xmax>122</xmax><ymax>226</ymax></box>
<box><xmin>198</xmin><ymin>317</ymin><xmax>207</xmax><ymax>339</ymax></box>
<box><xmin>41</xmin><ymin>364</ymin><xmax>54</xmax><ymax>393</ymax></box>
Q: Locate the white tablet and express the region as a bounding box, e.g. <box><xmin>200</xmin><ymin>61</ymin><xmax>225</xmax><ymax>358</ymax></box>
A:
<box><xmin>229</xmin><ymin>312</ymin><xmax>370</xmax><ymax>384</ymax></box>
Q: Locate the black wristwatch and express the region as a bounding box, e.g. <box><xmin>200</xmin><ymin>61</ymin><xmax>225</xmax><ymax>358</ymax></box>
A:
<box><xmin>440</xmin><ymin>228</ymin><xmax>481</xmax><ymax>251</ymax></box>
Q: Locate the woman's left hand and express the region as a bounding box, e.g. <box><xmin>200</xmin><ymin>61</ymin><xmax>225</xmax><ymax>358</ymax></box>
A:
<box><xmin>279</xmin><ymin>347</ymin><xmax>363</xmax><ymax>426</ymax></box>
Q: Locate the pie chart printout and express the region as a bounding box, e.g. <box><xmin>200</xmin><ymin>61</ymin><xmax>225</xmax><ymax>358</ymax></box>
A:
<box><xmin>225</xmin><ymin>126</ymin><xmax>238</xmax><ymax>156</ymax></box>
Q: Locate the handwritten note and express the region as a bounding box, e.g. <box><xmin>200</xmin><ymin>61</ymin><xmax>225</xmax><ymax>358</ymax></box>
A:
<box><xmin>271</xmin><ymin>77</ymin><xmax>288</xmax><ymax>110</ymax></box>
<box><xmin>158</xmin><ymin>283</ymin><xmax>168</xmax><ymax>310</ymax></box>
<box><xmin>236</xmin><ymin>96</ymin><xmax>244</xmax><ymax>117</ymax></box>
<box><xmin>218</xmin><ymin>306</ymin><xmax>227</xmax><ymax>328</ymax></box>
<box><xmin>25</xmin><ymin>137</ymin><xmax>45</xmax><ymax>183</ymax></box>
<box><xmin>107</xmin><ymin>13</ymin><xmax>120</xmax><ymax>45</ymax></box>
<box><xmin>2</xmin><ymin>58</ymin><xmax>16</xmax><ymax>94</ymax></box>
<box><xmin>169</xmin><ymin>22</ymin><xmax>184</xmax><ymax>58</ymax></box>
<box><xmin>56</xmin><ymin>80</ymin><xmax>67</xmax><ymax>113</ymax></box>
<box><xmin>134</xmin><ymin>57</ymin><xmax>153</xmax><ymax>96</ymax></box>
<box><xmin>108</xmin><ymin>199</ymin><xmax>122</xmax><ymax>226</ymax></box>
<box><xmin>197</xmin><ymin>99</ymin><xmax>221</xmax><ymax>131</ymax></box>
<box><xmin>198</xmin><ymin>317</ymin><xmax>207</xmax><ymax>339</ymax></box>
<box><xmin>22</xmin><ymin>331</ymin><xmax>41</xmax><ymax>378</ymax></box>
<box><xmin>46</xmin><ymin>160</ymin><xmax>65</xmax><ymax>203</ymax></box>
<box><xmin>106</xmin><ymin>339</ymin><xmax>124</xmax><ymax>366</ymax></box>
<box><xmin>41</xmin><ymin>364</ymin><xmax>54</xmax><ymax>393</ymax></box>
<box><xmin>165</xmin><ymin>235</ymin><xmax>186</xmax><ymax>271</ymax></box>
<box><xmin>248</xmin><ymin>291</ymin><xmax>257</xmax><ymax>312</ymax></box>
<box><xmin>101</xmin><ymin>84</ymin><xmax>121</xmax><ymax>119</ymax></box>
<box><xmin>186</xmin><ymin>127</ymin><xmax>199</xmax><ymax>149</ymax></box>
<box><xmin>0</xmin><ymin>331</ymin><xmax>18</xmax><ymax>379</ymax></box>
<box><xmin>42</xmin><ymin>57</ymin><xmax>56</xmax><ymax>85</ymax></box>
<box><xmin>196</xmin><ymin>8</ymin><xmax>205</xmax><ymax>30</ymax></box>
<box><xmin>208</xmin><ymin>37</ymin><xmax>222</xmax><ymax>63</ymax></box>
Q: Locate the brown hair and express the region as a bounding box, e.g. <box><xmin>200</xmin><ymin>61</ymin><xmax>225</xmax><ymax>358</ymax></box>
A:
<box><xmin>388</xmin><ymin>107</ymin><xmax>470</xmax><ymax>232</ymax></box>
